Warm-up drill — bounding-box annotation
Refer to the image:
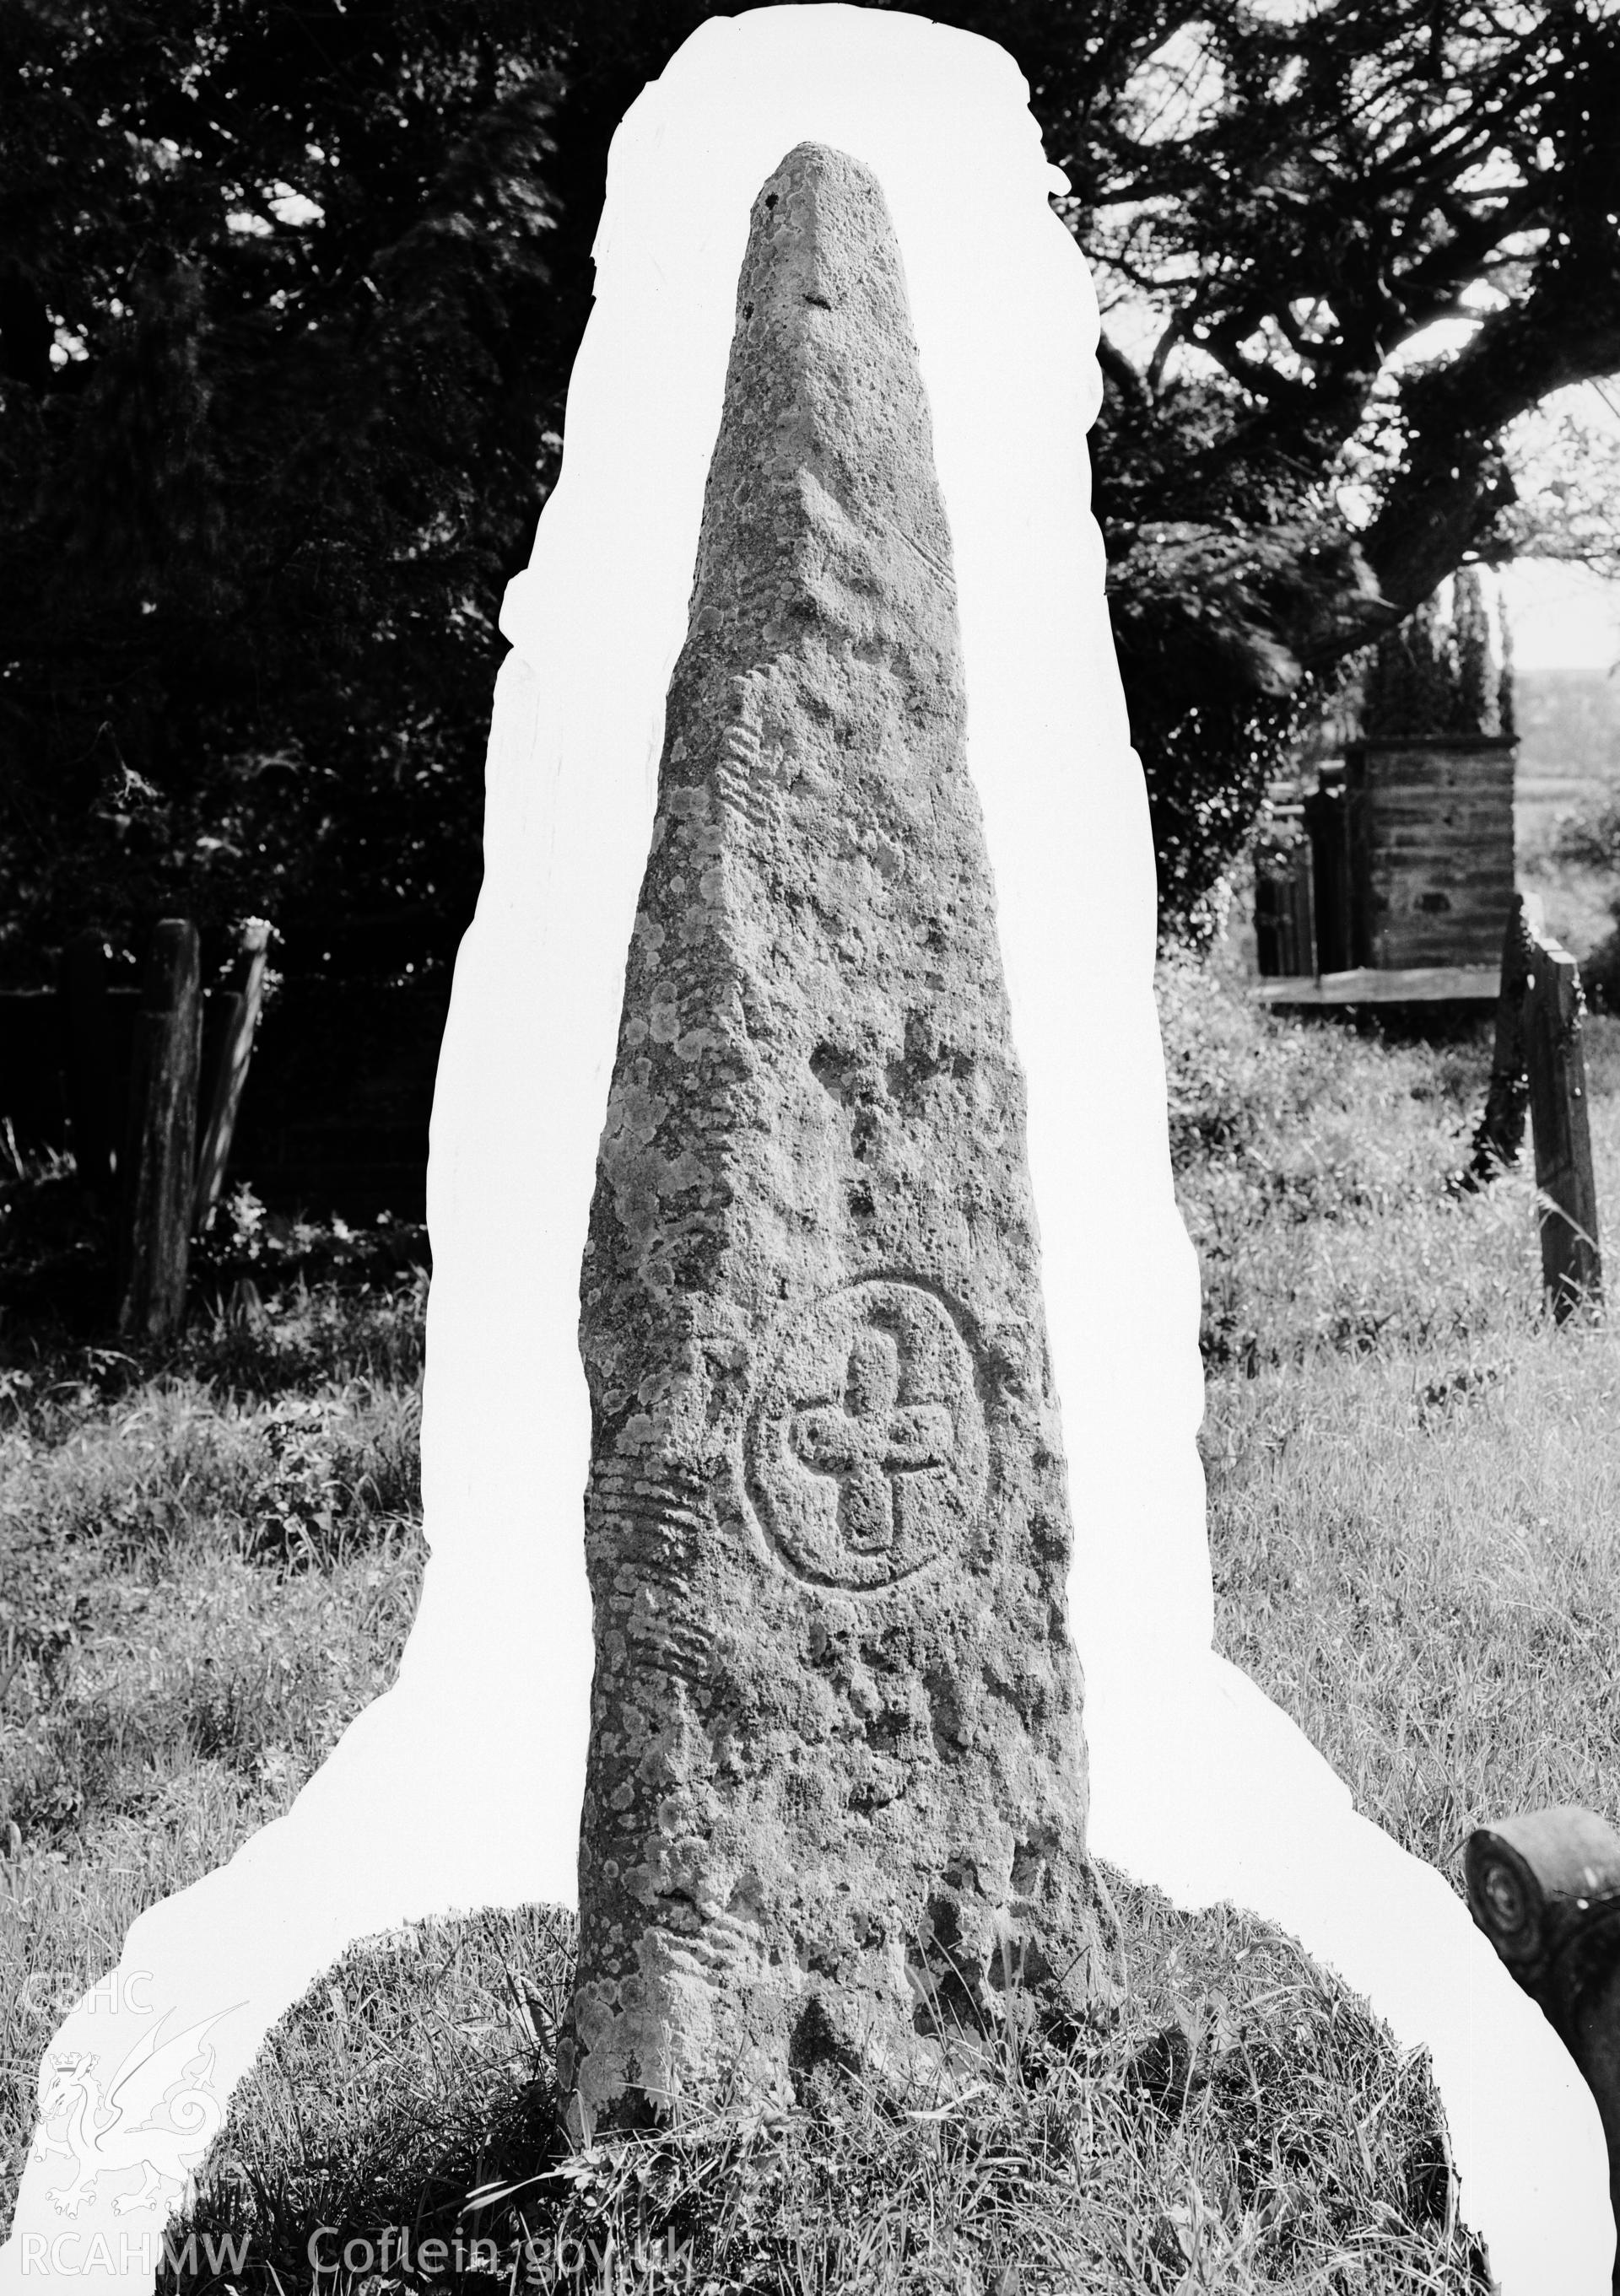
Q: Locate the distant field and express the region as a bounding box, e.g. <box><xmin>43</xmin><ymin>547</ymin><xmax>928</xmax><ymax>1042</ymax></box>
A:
<box><xmin>1514</xmin><ymin>664</ymin><xmax>1620</xmax><ymax>840</ymax></box>
<box><xmin>1511</xmin><ymin>668</ymin><xmax>1620</xmax><ymax>956</ymax></box>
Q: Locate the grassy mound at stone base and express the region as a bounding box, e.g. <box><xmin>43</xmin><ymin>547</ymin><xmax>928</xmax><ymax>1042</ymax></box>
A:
<box><xmin>165</xmin><ymin>1874</ymin><xmax>1483</xmax><ymax>2294</ymax></box>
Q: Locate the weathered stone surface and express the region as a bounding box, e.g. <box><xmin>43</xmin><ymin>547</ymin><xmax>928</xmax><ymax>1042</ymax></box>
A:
<box><xmin>563</xmin><ymin>142</ymin><xmax>1106</xmax><ymax>2133</ymax></box>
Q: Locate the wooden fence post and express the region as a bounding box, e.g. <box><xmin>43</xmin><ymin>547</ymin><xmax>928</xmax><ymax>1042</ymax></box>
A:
<box><xmin>118</xmin><ymin>919</ymin><xmax>202</xmax><ymax>1339</ymax></box>
<box><xmin>192</xmin><ymin>919</ymin><xmax>271</xmax><ymax>1231</ymax></box>
<box><xmin>1522</xmin><ymin>913</ymin><xmax>1601</xmax><ymax>1321</ymax></box>
<box><xmin>59</xmin><ymin>927</ymin><xmax>116</xmax><ymax>1203</ymax></box>
<box><xmin>1462</xmin><ymin>893</ymin><xmax>1535</xmax><ymax>1186</ymax></box>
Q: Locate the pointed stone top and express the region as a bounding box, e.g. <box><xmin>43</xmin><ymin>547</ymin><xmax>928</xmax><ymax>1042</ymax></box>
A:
<box><xmin>680</xmin><ymin>139</ymin><xmax>957</xmax><ymax>712</ymax></box>
<box><xmin>739</xmin><ymin>142</ymin><xmax>906</xmax><ymax>346</ymax></box>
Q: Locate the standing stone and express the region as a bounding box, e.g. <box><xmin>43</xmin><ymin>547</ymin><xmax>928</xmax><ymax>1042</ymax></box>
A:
<box><xmin>564</xmin><ymin>142</ymin><xmax>1107</xmax><ymax>2133</ymax></box>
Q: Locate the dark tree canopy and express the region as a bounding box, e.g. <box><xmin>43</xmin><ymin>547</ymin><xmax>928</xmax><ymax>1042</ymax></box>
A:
<box><xmin>1076</xmin><ymin>0</ymin><xmax>1619</xmax><ymax>915</ymax></box>
<box><xmin>1</xmin><ymin>0</ymin><xmax>569</xmax><ymax>986</ymax></box>
<box><xmin>2</xmin><ymin>0</ymin><xmax>1616</xmax><ymax>977</ymax></box>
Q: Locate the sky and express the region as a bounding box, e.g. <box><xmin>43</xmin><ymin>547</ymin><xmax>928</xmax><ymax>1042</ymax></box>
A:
<box><xmin>1499</xmin><ymin>558</ymin><xmax>1620</xmax><ymax>674</ymax></box>
<box><xmin>1497</xmin><ymin>372</ymin><xmax>1620</xmax><ymax>673</ymax></box>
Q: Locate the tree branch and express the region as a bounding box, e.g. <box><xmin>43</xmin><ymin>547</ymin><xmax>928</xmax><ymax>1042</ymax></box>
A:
<box><xmin>1096</xmin><ymin>330</ymin><xmax>1149</xmax><ymax>407</ymax></box>
<box><xmin>1358</xmin><ymin>268</ymin><xmax>1620</xmax><ymax>625</ymax></box>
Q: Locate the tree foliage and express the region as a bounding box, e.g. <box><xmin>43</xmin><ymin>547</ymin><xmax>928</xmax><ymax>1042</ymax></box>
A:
<box><xmin>2</xmin><ymin>0</ymin><xmax>1616</xmax><ymax>973</ymax></box>
<box><xmin>1</xmin><ymin>0</ymin><xmax>569</xmax><ymax>984</ymax></box>
<box><xmin>1358</xmin><ymin>567</ymin><xmax>1505</xmax><ymax>740</ymax></box>
<box><xmin>1495</xmin><ymin>398</ymin><xmax>1620</xmax><ymax>581</ymax></box>
<box><xmin>1073</xmin><ymin>0</ymin><xmax>1619</xmax><ymax>921</ymax></box>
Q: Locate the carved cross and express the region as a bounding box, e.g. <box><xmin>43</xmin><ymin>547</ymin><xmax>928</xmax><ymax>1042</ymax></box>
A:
<box><xmin>790</xmin><ymin>1321</ymin><xmax>954</xmax><ymax>1553</ymax></box>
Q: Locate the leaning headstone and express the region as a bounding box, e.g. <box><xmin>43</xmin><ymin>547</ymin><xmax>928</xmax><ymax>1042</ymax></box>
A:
<box><xmin>562</xmin><ymin>143</ymin><xmax>1107</xmax><ymax>2132</ymax></box>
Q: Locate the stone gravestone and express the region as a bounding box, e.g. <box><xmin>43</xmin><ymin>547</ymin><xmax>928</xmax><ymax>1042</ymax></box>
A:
<box><xmin>561</xmin><ymin>143</ymin><xmax>1108</xmax><ymax>2134</ymax></box>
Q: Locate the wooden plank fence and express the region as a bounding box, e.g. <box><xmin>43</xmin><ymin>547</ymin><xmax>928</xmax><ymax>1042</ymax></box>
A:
<box><xmin>1344</xmin><ymin>736</ymin><xmax>1517</xmax><ymax>970</ymax></box>
<box><xmin>118</xmin><ymin>920</ymin><xmax>202</xmax><ymax>1339</ymax></box>
<box><xmin>2</xmin><ymin>967</ymin><xmax>443</xmax><ymax>1239</ymax></box>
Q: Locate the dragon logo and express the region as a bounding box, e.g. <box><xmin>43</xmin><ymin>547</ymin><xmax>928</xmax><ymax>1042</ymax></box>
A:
<box><xmin>33</xmin><ymin>2013</ymin><xmax>233</xmax><ymax>2218</ymax></box>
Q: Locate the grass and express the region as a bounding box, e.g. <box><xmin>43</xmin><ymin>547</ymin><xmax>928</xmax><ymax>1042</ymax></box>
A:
<box><xmin>6</xmin><ymin>961</ymin><xmax>1620</xmax><ymax>2288</ymax></box>
<box><xmin>0</xmin><ymin>1272</ymin><xmax>429</xmax><ymax>2243</ymax></box>
<box><xmin>1158</xmin><ymin>953</ymin><xmax>1620</xmax><ymax>1886</ymax></box>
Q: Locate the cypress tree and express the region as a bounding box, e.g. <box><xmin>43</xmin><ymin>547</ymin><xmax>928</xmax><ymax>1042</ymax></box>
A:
<box><xmin>1452</xmin><ymin>566</ymin><xmax>1497</xmax><ymax>736</ymax></box>
<box><xmin>1498</xmin><ymin>585</ymin><xmax>1517</xmax><ymax>741</ymax></box>
<box><xmin>1361</xmin><ymin>579</ymin><xmax>1509</xmax><ymax>741</ymax></box>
